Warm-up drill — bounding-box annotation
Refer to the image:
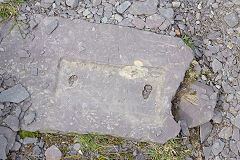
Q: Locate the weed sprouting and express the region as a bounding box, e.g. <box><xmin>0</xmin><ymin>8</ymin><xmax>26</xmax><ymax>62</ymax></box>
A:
<box><xmin>181</xmin><ymin>34</ymin><xmax>194</xmax><ymax>48</ymax></box>
<box><xmin>0</xmin><ymin>0</ymin><xmax>25</xmax><ymax>38</ymax></box>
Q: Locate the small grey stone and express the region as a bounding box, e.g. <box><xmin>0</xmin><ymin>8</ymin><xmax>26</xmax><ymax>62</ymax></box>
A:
<box><xmin>114</xmin><ymin>14</ymin><xmax>123</xmax><ymax>22</ymax></box>
<box><xmin>119</xmin><ymin>18</ymin><xmax>133</xmax><ymax>27</ymax></box>
<box><xmin>66</xmin><ymin>0</ymin><xmax>79</xmax><ymax>8</ymax></box>
<box><xmin>159</xmin><ymin>19</ymin><xmax>171</xmax><ymax>31</ymax></box>
<box><xmin>172</xmin><ymin>1</ymin><xmax>181</xmax><ymax>8</ymax></box>
<box><xmin>11</xmin><ymin>142</ymin><xmax>21</xmax><ymax>152</ymax></box>
<box><xmin>212</xmin><ymin>139</ymin><xmax>225</xmax><ymax>156</ymax></box>
<box><xmin>208</xmin><ymin>45</ymin><xmax>219</xmax><ymax>53</ymax></box>
<box><xmin>73</xmin><ymin>143</ymin><xmax>80</xmax><ymax>151</ymax></box>
<box><xmin>3</xmin><ymin>115</ymin><xmax>19</xmax><ymax>131</ymax></box>
<box><xmin>24</xmin><ymin>111</ymin><xmax>36</xmax><ymax>125</ymax></box>
<box><xmin>15</xmin><ymin>105</ymin><xmax>21</xmax><ymax>118</ymax></box>
<box><xmin>33</xmin><ymin>145</ymin><xmax>42</xmax><ymax>155</ymax></box>
<box><xmin>101</xmin><ymin>17</ymin><xmax>108</xmax><ymax>23</ymax></box>
<box><xmin>92</xmin><ymin>0</ymin><xmax>101</xmax><ymax>7</ymax></box>
<box><xmin>116</xmin><ymin>1</ymin><xmax>131</xmax><ymax>14</ymax></box>
<box><xmin>0</xmin><ymin>48</ymin><xmax>5</xmax><ymax>52</ymax></box>
<box><xmin>224</xmin><ymin>12</ymin><xmax>239</xmax><ymax>28</ymax></box>
<box><xmin>233</xmin><ymin>114</ymin><xmax>240</xmax><ymax>129</ymax></box>
<box><xmin>203</xmin><ymin>146</ymin><xmax>211</xmax><ymax>160</ymax></box>
<box><xmin>180</xmin><ymin>120</ymin><xmax>190</xmax><ymax>136</ymax></box>
<box><xmin>45</xmin><ymin>145</ymin><xmax>62</xmax><ymax>160</ymax></box>
<box><xmin>158</xmin><ymin>8</ymin><xmax>174</xmax><ymax>20</ymax></box>
<box><xmin>218</xmin><ymin>127</ymin><xmax>232</xmax><ymax>140</ymax></box>
<box><xmin>200</xmin><ymin>122</ymin><xmax>212</xmax><ymax>143</ymax></box>
<box><xmin>38</xmin><ymin>140</ymin><xmax>45</xmax><ymax>148</ymax></box>
<box><xmin>0</xmin><ymin>84</ymin><xmax>30</xmax><ymax>103</ymax></box>
<box><xmin>45</xmin><ymin>19</ymin><xmax>58</xmax><ymax>35</ymax></box>
<box><xmin>230</xmin><ymin>140</ymin><xmax>238</xmax><ymax>155</ymax></box>
<box><xmin>128</xmin><ymin>0</ymin><xmax>158</xmax><ymax>15</ymax></box>
<box><xmin>132</xmin><ymin>17</ymin><xmax>146</xmax><ymax>29</ymax></box>
<box><xmin>83</xmin><ymin>9</ymin><xmax>91</xmax><ymax>16</ymax></box>
<box><xmin>17</xmin><ymin>49</ymin><xmax>30</xmax><ymax>58</ymax></box>
<box><xmin>146</xmin><ymin>14</ymin><xmax>165</xmax><ymax>29</ymax></box>
<box><xmin>211</xmin><ymin>59</ymin><xmax>222</xmax><ymax>73</ymax></box>
<box><xmin>42</xmin><ymin>0</ymin><xmax>55</xmax><ymax>4</ymax></box>
<box><xmin>0</xmin><ymin>104</ymin><xmax>4</xmax><ymax>109</ymax></box>
<box><xmin>31</xmin><ymin>67</ymin><xmax>38</xmax><ymax>76</ymax></box>
<box><xmin>0</xmin><ymin>135</ymin><xmax>7</xmax><ymax>160</ymax></box>
<box><xmin>212</xmin><ymin>110</ymin><xmax>223</xmax><ymax>124</ymax></box>
<box><xmin>23</xmin><ymin>137</ymin><xmax>37</xmax><ymax>145</ymax></box>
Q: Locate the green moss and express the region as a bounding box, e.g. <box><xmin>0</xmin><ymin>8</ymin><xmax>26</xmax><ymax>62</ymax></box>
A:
<box><xmin>18</xmin><ymin>130</ymin><xmax>39</xmax><ymax>139</ymax></box>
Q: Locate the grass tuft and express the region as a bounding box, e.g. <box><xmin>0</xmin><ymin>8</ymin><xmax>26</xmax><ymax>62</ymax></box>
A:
<box><xmin>181</xmin><ymin>34</ymin><xmax>194</xmax><ymax>48</ymax></box>
<box><xmin>0</xmin><ymin>0</ymin><xmax>25</xmax><ymax>38</ymax></box>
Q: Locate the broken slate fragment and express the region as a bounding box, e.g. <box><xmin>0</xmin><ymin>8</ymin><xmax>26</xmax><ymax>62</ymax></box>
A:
<box><xmin>17</xmin><ymin>49</ymin><xmax>30</xmax><ymax>58</ymax></box>
<box><xmin>116</xmin><ymin>1</ymin><xmax>131</xmax><ymax>14</ymax></box>
<box><xmin>178</xmin><ymin>81</ymin><xmax>217</xmax><ymax>128</ymax></box>
<box><xmin>24</xmin><ymin>111</ymin><xmax>36</xmax><ymax>125</ymax></box>
<box><xmin>0</xmin><ymin>126</ymin><xmax>16</xmax><ymax>153</ymax></box>
<box><xmin>128</xmin><ymin>0</ymin><xmax>158</xmax><ymax>15</ymax></box>
<box><xmin>23</xmin><ymin>137</ymin><xmax>37</xmax><ymax>145</ymax></box>
<box><xmin>224</xmin><ymin>12</ymin><xmax>239</xmax><ymax>28</ymax></box>
<box><xmin>0</xmin><ymin>135</ymin><xmax>7</xmax><ymax>160</ymax></box>
<box><xmin>45</xmin><ymin>19</ymin><xmax>58</xmax><ymax>35</ymax></box>
<box><xmin>232</xmin><ymin>113</ymin><xmax>240</xmax><ymax>129</ymax></box>
<box><xmin>0</xmin><ymin>84</ymin><xmax>30</xmax><ymax>103</ymax></box>
<box><xmin>146</xmin><ymin>14</ymin><xmax>165</xmax><ymax>29</ymax></box>
<box><xmin>200</xmin><ymin>122</ymin><xmax>212</xmax><ymax>143</ymax></box>
<box><xmin>45</xmin><ymin>145</ymin><xmax>62</xmax><ymax>160</ymax></box>
<box><xmin>218</xmin><ymin>126</ymin><xmax>232</xmax><ymax>140</ymax></box>
<box><xmin>66</xmin><ymin>0</ymin><xmax>79</xmax><ymax>8</ymax></box>
<box><xmin>3</xmin><ymin>115</ymin><xmax>20</xmax><ymax>131</ymax></box>
<box><xmin>212</xmin><ymin>139</ymin><xmax>225</xmax><ymax>156</ymax></box>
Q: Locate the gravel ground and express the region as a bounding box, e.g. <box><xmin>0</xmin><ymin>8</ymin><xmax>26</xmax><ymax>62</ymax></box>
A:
<box><xmin>0</xmin><ymin>0</ymin><xmax>240</xmax><ymax>159</ymax></box>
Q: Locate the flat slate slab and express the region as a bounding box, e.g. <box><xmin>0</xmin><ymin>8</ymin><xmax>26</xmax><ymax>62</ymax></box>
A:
<box><xmin>0</xmin><ymin>15</ymin><xmax>193</xmax><ymax>143</ymax></box>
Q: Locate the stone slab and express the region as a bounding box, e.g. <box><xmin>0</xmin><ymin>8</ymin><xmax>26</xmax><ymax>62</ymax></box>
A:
<box><xmin>0</xmin><ymin>15</ymin><xmax>193</xmax><ymax>143</ymax></box>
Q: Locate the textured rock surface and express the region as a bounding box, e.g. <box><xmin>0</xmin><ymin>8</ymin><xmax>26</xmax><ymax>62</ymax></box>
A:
<box><xmin>0</xmin><ymin>135</ymin><xmax>7</xmax><ymax>160</ymax></box>
<box><xmin>0</xmin><ymin>126</ymin><xmax>16</xmax><ymax>153</ymax></box>
<box><xmin>128</xmin><ymin>0</ymin><xmax>158</xmax><ymax>15</ymax></box>
<box><xmin>0</xmin><ymin>84</ymin><xmax>29</xmax><ymax>103</ymax></box>
<box><xmin>0</xmin><ymin>15</ymin><xmax>193</xmax><ymax>144</ymax></box>
<box><xmin>178</xmin><ymin>81</ymin><xmax>217</xmax><ymax>128</ymax></box>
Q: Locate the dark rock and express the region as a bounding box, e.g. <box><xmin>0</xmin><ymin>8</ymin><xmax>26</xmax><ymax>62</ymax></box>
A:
<box><xmin>158</xmin><ymin>8</ymin><xmax>174</xmax><ymax>20</ymax></box>
<box><xmin>66</xmin><ymin>0</ymin><xmax>79</xmax><ymax>8</ymax></box>
<box><xmin>200</xmin><ymin>122</ymin><xmax>212</xmax><ymax>143</ymax></box>
<box><xmin>3</xmin><ymin>115</ymin><xmax>19</xmax><ymax>131</ymax></box>
<box><xmin>212</xmin><ymin>139</ymin><xmax>225</xmax><ymax>156</ymax></box>
<box><xmin>0</xmin><ymin>84</ymin><xmax>30</xmax><ymax>103</ymax></box>
<box><xmin>180</xmin><ymin>120</ymin><xmax>190</xmax><ymax>136</ymax></box>
<box><xmin>116</xmin><ymin>1</ymin><xmax>131</xmax><ymax>14</ymax></box>
<box><xmin>23</xmin><ymin>137</ymin><xmax>37</xmax><ymax>145</ymax></box>
<box><xmin>230</xmin><ymin>140</ymin><xmax>238</xmax><ymax>155</ymax></box>
<box><xmin>32</xmin><ymin>145</ymin><xmax>42</xmax><ymax>155</ymax></box>
<box><xmin>146</xmin><ymin>14</ymin><xmax>165</xmax><ymax>29</ymax></box>
<box><xmin>203</xmin><ymin>146</ymin><xmax>211</xmax><ymax>160</ymax></box>
<box><xmin>45</xmin><ymin>145</ymin><xmax>62</xmax><ymax>160</ymax></box>
<box><xmin>10</xmin><ymin>142</ymin><xmax>21</xmax><ymax>152</ymax></box>
<box><xmin>224</xmin><ymin>12</ymin><xmax>239</xmax><ymax>28</ymax></box>
<box><xmin>178</xmin><ymin>81</ymin><xmax>217</xmax><ymax>128</ymax></box>
<box><xmin>0</xmin><ymin>126</ymin><xmax>16</xmax><ymax>153</ymax></box>
<box><xmin>23</xmin><ymin>111</ymin><xmax>36</xmax><ymax>125</ymax></box>
<box><xmin>128</xmin><ymin>0</ymin><xmax>158</xmax><ymax>15</ymax></box>
<box><xmin>218</xmin><ymin>127</ymin><xmax>232</xmax><ymax>140</ymax></box>
<box><xmin>212</xmin><ymin>110</ymin><xmax>223</xmax><ymax>124</ymax></box>
<box><xmin>0</xmin><ymin>135</ymin><xmax>7</xmax><ymax>160</ymax></box>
